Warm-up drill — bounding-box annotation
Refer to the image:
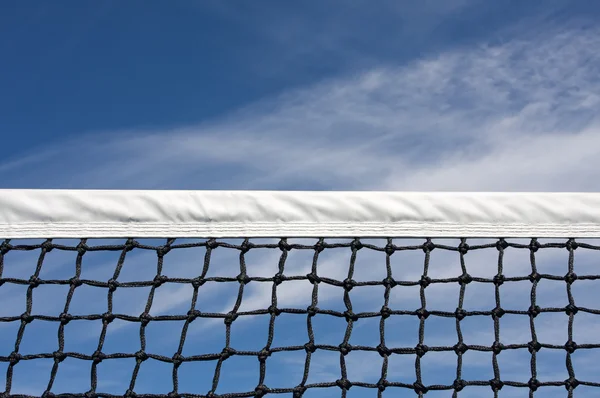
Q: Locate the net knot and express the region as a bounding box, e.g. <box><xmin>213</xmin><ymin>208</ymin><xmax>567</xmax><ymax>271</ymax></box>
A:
<box><xmin>415</xmin><ymin>343</ymin><xmax>428</xmax><ymax>358</ymax></box>
<box><xmin>304</xmin><ymin>342</ymin><xmax>317</xmax><ymax>354</ymax></box>
<box><xmin>156</xmin><ymin>245</ymin><xmax>171</xmax><ymax>257</ymax></box>
<box><xmin>491</xmin><ymin>341</ymin><xmax>504</xmax><ymax>355</ymax></box>
<box><xmin>254</xmin><ymin>384</ymin><xmax>270</xmax><ymax>397</ymax></box>
<box><xmin>384</xmin><ymin>243</ymin><xmax>396</xmax><ymax>255</ymax></box>
<box><xmin>206</xmin><ymin>239</ymin><xmax>219</xmax><ymax>249</ymax></box>
<box><xmin>529</xmin><ymin>239</ymin><xmax>540</xmax><ymax>252</ymax></box>
<box><xmin>153</xmin><ymin>275</ymin><xmax>168</xmax><ymax>287</ymax></box>
<box><xmin>69</xmin><ymin>277</ymin><xmax>83</xmax><ymax>288</ymax></box>
<box><xmin>306</xmin><ymin>273</ymin><xmax>321</xmax><ymax>284</ymax></box>
<box><xmin>380</xmin><ymin>306</ymin><xmax>392</xmax><ymax>319</ymax></box>
<box><xmin>458</xmin><ymin>273</ymin><xmax>472</xmax><ymax>285</ymax></box>
<box><xmin>338</xmin><ymin>343</ymin><xmax>352</xmax><ymax>356</ymax></box>
<box><xmin>76</xmin><ymin>241</ymin><xmax>88</xmax><ymax>255</ymax></box>
<box><xmin>41</xmin><ymin>392</ymin><xmax>55</xmax><ymax>398</ymax></box>
<box><xmin>28</xmin><ymin>276</ymin><xmax>41</xmax><ymax>289</ymax></box>
<box><xmin>102</xmin><ymin>312</ymin><xmax>116</xmax><ymax>324</ymax></box>
<box><xmin>135</xmin><ymin>350</ymin><xmax>148</xmax><ymax>362</ymax></box>
<box><xmin>187</xmin><ymin>309</ymin><xmax>201</xmax><ymax>322</ymax></box>
<box><xmin>377</xmin><ymin>378</ymin><xmax>389</xmax><ymax>392</ymax></box>
<box><xmin>453</xmin><ymin>342</ymin><xmax>468</xmax><ymax>355</ymax></box>
<box><xmin>172</xmin><ymin>353</ymin><xmax>184</xmax><ymax>367</ymax></box>
<box><xmin>423</xmin><ymin>239</ymin><xmax>435</xmax><ymax>253</ymax></box>
<box><xmin>306</xmin><ymin>306</ymin><xmax>318</xmax><ymax>317</ymax></box>
<box><xmin>344</xmin><ymin>310</ymin><xmax>358</xmax><ymax>322</ymax></box>
<box><xmin>224</xmin><ymin>312</ymin><xmax>238</xmax><ymax>325</ymax></box>
<box><xmin>496</xmin><ymin>239</ymin><xmax>509</xmax><ymax>251</ymax></box>
<box><xmin>564</xmin><ymin>272</ymin><xmax>578</xmax><ymax>284</ymax></box>
<box><xmin>528</xmin><ymin>305</ymin><xmax>541</xmax><ymax>318</ymax></box>
<box><xmin>0</xmin><ymin>240</ymin><xmax>12</xmax><ymax>255</ymax></box>
<box><xmin>124</xmin><ymin>389</ymin><xmax>137</xmax><ymax>398</ymax></box>
<box><xmin>92</xmin><ymin>350</ymin><xmax>106</xmax><ymax>364</ymax></box>
<box><xmin>20</xmin><ymin>312</ymin><xmax>33</xmax><ymax>324</ymax></box>
<box><xmin>258</xmin><ymin>348</ymin><xmax>271</xmax><ymax>362</ymax></box>
<box><xmin>278</xmin><ymin>239</ymin><xmax>292</xmax><ymax>252</ymax></box>
<box><xmin>107</xmin><ymin>279</ymin><xmax>120</xmax><ymax>292</ymax></box>
<box><xmin>342</xmin><ymin>278</ymin><xmax>356</xmax><ymax>291</ymax></box>
<box><xmin>566</xmin><ymin>239</ymin><xmax>578</xmax><ymax>251</ymax></box>
<box><xmin>336</xmin><ymin>378</ymin><xmax>352</xmax><ymax>390</ymax></box>
<box><xmin>41</xmin><ymin>240</ymin><xmax>54</xmax><ymax>252</ymax></box>
<box><xmin>167</xmin><ymin>392</ymin><xmax>179</xmax><ymax>398</ymax></box>
<box><xmin>8</xmin><ymin>351</ymin><xmax>21</xmax><ymax>365</ymax></box>
<box><xmin>191</xmin><ymin>278</ymin><xmax>205</xmax><ymax>289</ymax></box>
<box><xmin>53</xmin><ymin>350</ymin><xmax>67</xmax><ymax>363</ymax></box>
<box><xmin>237</xmin><ymin>273</ymin><xmax>251</xmax><ymax>285</ymax></box>
<box><xmin>489</xmin><ymin>378</ymin><xmax>504</xmax><ymax>392</ymax></box>
<box><xmin>221</xmin><ymin>347</ymin><xmax>236</xmax><ymax>360</ymax></box>
<box><xmin>292</xmin><ymin>386</ymin><xmax>307</xmax><ymax>397</ymax></box>
<box><xmin>240</xmin><ymin>240</ymin><xmax>254</xmax><ymax>253</ymax></box>
<box><xmin>527</xmin><ymin>340</ymin><xmax>542</xmax><ymax>353</ymax></box>
<box><xmin>376</xmin><ymin>343</ymin><xmax>391</xmax><ymax>358</ymax></box>
<box><xmin>565</xmin><ymin>304</ymin><xmax>578</xmax><ymax>316</ymax></box>
<box><xmin>493</xmin><ymin>274</ymin><xmax>505</xmax><ymax>286</ymax></box>
<box><xmin>419</xmin><ymin>276</ymin><xmax>431</xmax><ymax>288</ymax></box>
<box><xmin>351</xmin><ymin>239</ymin><xmax>363</xmax><ymax>251</ymax></box>
<box><xmin>59</xmin><ymin>312</ymin><xmax>73</xmax><ymax>325</ymax></box>
<box><xmin>453</xmin><ymin>379</ymin><xmax>466</xmax><ymax>392</ymax></box>
<box><xmin>528</xmin><ymin>378</ymin><xmax>540</xmax><ymax>391</ymax></box>
<box><xmin>125</xmin><ymin>239</ymin><xmax>137</xmax><ymax>252</ymax></box>
<box><xmin>139</xmin><ymin>312</ymin><xmax>153</xmax><ymax>326</ymax></box>
<box><xmin>491</xmin><ymin>306</ymin><xmax>505</xmax><ymax>319</ymax></box>
<box><xmin>382</xmin><ymin>277</ymin><xmax>397</xmax><ymax>289</ymax></box>
<box><xmin>455</xmin><ymin>308</ymin><xmax>467</xmax><ymax>321</ymax></box>
<box><xmin>314</xmin><ymin>240</ymin><xmax>325</xmax><ymax>253</ymax></box>
<box><xmin>84</xmin><ymin>390</ymin><xmax>97</xmax><ymax>398</ymax></box>
<box><xmin>564</xmin><ymin>340</ymin><xmax>578</xmax><ymax>353</ymax></box>
<box><xmin>415</xmin><ymin>308</ymin><xmax>429</xmax><ymax>320</ymax></box>
<box><xmin>565</xmin><ymin>377</ymin><xmax>580</xmax><ymax>390</ymax></box>
<box><xmin>413</xmin><ymin>381</ymin><xmax>427</xmax><ymax>394</ymax></box>
<box><xmin>272</xmin><ymin>274</ymin><xmax>286</xmax><ymax>286</ymax></box>
<box><xmin>528</xmin><ymin>272</ymin><xmax>542</xmax><ymax>283</ymax></box>
<box><xmin>268</xmin><ymin>305</ymin><xmax>281</xmax><ymax>316</ymax></box>
<box><xmin>458</xmin><ymin>242</ymin><xmax>469</xmax><ymax>254</ymax></box>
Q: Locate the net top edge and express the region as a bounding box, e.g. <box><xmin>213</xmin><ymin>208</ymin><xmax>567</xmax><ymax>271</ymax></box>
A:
<box><xmin>1</xmin><ymin>190</ymin><xmax>600</xmax><ymax>238</ymax></box>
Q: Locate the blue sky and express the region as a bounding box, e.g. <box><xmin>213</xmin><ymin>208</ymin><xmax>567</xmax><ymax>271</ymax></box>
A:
<box><xmin>2</xmin><ymin>1</ymin><xmax>600</xmax><ymax>397</ymax></box>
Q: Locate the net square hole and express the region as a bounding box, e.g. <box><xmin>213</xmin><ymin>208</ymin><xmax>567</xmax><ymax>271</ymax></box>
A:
<box><xmin>177</xmin><ymin>359</ymin><xmax>217</xmax><ymax>394</ymax></box>
<box><xmin>265</xmin><ymin>350</ymin><xmax>307</xmax><ymax>389</ymax></box>
<box><xmin>49</xmin><ymin>357</ymin><xmax>94</xmax><ymax>394</ymax></box>
<box><xmin>215</xmin><ymin>355</ymin><xmax>260</xmax><ymax>394</ymax></box>
<box><xmin>8</xmin><ymin>358</ymin><xmax>54</xmax><ymax>395</ymax></box>
<box><xmin>460</xmin><ymin>351</ymin><xmax>493</xmax><ymax>381</ymax></box>
<box><xmin>348</xmin><ymin>316</ymin><xmax>381</xmax><ymax>347</ymax></box>
<box><xmin>131</xmin><ymin>358</ymin><xmax>174</xmax><ymax>394</ymax></box>
<box><xmin>306</xmin><ymin>349</ymin><xmax>341</xmax><ymax>384</ymax></box>
<box><xmin>205</xmin><ymin>239</ymin><xmax>246</xmax><ymax>278</ymax></box>
<box><xmin>312</xmin><ymin>313</ymin><xmax>348</xmax><ymax>346</ymax></box>
<box><xmin>352</xmin><ymin>239</ymin><xmax>388</xmax><ymax>282</ymax></box>
<box><xmin>271</xmin><ymin>313</ymin><xmax>310</xmax><ymax>348</ymax></box>
<box><xmin>421</xmin><ymin>350</ymin><xmax>457</xmax><ymax>386</ymax></box>
<box><xmin>162</xmin><ymin>239</ymin><xmax>208</xmax><ymax>279</ymax></box>
<box><xmin>229</xmin><ymin>314</ymin><xmax>270</xmax><ymax>351</ymax></box>
<box><xmin>146</xmin><ymin>320</ymin><xmax>187</xmax><ymax>356</ymax></box>
<box><xmin>344</xmin><ymin>350</ymin><xmax>383</xmax><ymax>383</ymax></box>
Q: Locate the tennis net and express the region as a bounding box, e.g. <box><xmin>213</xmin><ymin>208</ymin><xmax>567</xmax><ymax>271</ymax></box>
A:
<box><xmin>1</xmin><ymin>190</ymin><xmax>600</xmax><ymax>398</ymax></box>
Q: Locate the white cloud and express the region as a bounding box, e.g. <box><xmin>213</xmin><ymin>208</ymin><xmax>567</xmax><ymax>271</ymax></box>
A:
<box><xmin>4</xmin><ymin>26</ymin><xmax>600</xmax><ymax>192</ymax></box>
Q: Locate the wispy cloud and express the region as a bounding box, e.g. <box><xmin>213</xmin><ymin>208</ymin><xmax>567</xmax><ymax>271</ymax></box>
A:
<box><xmin>3</xmin><ymin>26</ymin><xmax>600</xmax><ymax>192</ymax></box>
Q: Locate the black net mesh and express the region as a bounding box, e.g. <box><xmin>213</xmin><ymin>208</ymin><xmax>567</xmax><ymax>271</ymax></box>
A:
<box><xmin>0</xmin><ymin>237</ymin><xmax>599</xmax><ymax>398</ymax></box>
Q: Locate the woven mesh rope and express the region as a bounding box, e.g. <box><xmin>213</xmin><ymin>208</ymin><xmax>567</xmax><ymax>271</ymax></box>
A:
<box><xmin>1</xmin><ymin>237</ymin><xmax>599</xmax><ymax>398</ymax></box>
